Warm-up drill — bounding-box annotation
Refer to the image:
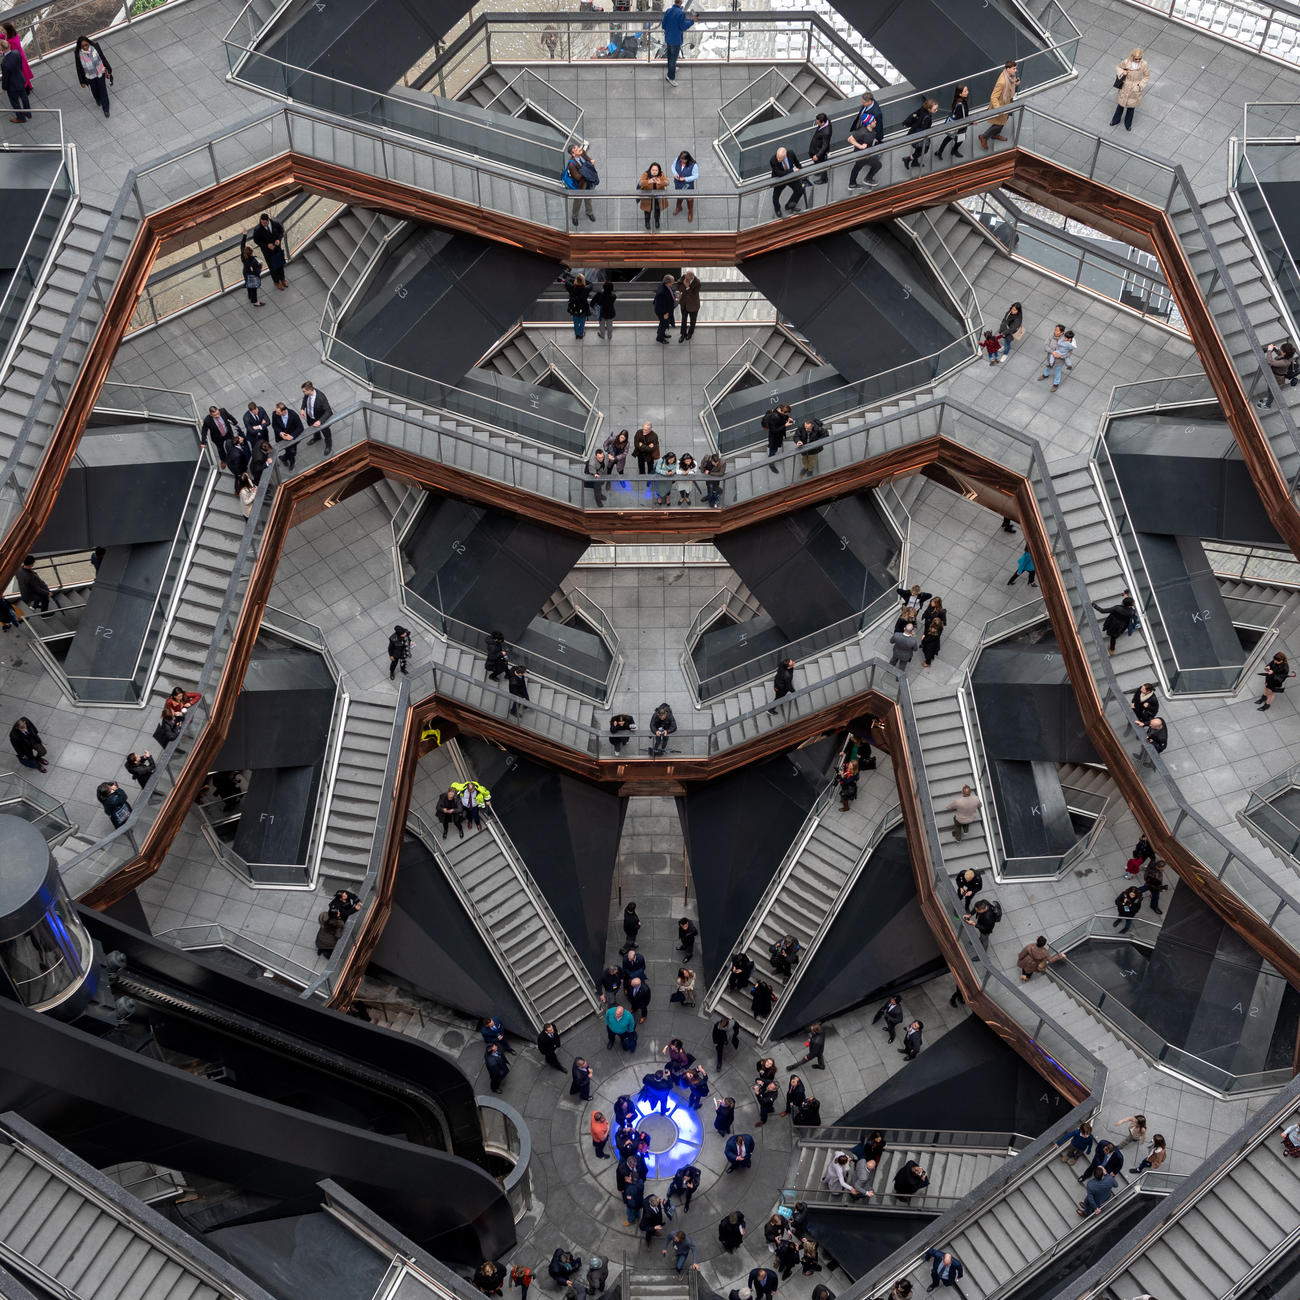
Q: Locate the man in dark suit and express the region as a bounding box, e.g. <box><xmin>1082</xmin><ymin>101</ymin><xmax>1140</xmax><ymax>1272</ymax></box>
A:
<box><xmin>251</xmin><ymin>213</ymin><xmax>288</xmax><ymax>289</ymax></box>
<box><xmin>225</xmin><ymin>432</ymin><xmax>251</xmax><ymax>484</ymax></box>
<box><xmin>243</xmin><ymin>401</ymin><xmax>271</xmax><ymax>440</ymax></box>
<box><xmin>748</xmin><ymin>1268</ymin><xmax>778</xmax><ymax>1299</ymax></box>
<box><xmin>200</xmin><ymin>405</ymin><xmax>238</xmax><ymax>462</ymax></box>
<box><xmin>300</xmin><ymin>380</ymin><xmax>333</xmax><ymax>452</ymax></box>
<box><xmin>724</xmin><ymin>1132</ymin><xmax>754</xmax><ymax>1172</ymax></box>
<box><xmin>768</xmin><ymin>147</ymin><xmax>807</xmax><ymax>217</ymax></box>
<box><xmin>271</xmin><ymin>402</ymin><xmax>303</xmax><ymax>468</ymax></box>
<box><xmin>653</xmin><ymin>275</ymin><xmax>676</xmax><ymax>344</ymax></box>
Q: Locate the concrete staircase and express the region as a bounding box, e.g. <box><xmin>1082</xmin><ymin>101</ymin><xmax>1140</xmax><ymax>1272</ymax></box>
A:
<box><xmin>479</xmin><ymin>330</ymin><xmax>550</xmax><ymax>383</ymax></box>
<box><xmin>791</xmin><ymin>1129</ymin><xmax>1022</xmax><ymax>1211</ymax></box>
<box><xmin>296</xmin><ymin>207</ymin><xmax>403</xmax><ymax>307</ymax></box>
<box><xmin>412</xmin><ymin>744</ymin><xmax>598</xmax><ymax>1032</ymax></box>
<box><xmin>913</xmin><ymin>1151</ymin><xmax>1125</xmax><ymax>1300</ymax></box>
<box><xmin>1170</xmin><ymin>193</ymin><xmax>1300</xmax><ymax>490</ymax></box>
<box><xmin>626</xmin><ymin>1269</ymin><xmax>690</xmax><ymax>1300</ymax></box>
<box><xmin>1106</xmin><ymin>1104</ymin><xmax>1300</xmax><ymax>1300</ymax></box>
<box><xmin>702</xmin><ymin>765</ymin><xmax>898</xmax><ymax>1040</ymax></box>
<box><xmin>318</xmin><ymin>693</ymin><xmax>402</xmax><ymax>885</ymax></box>
<box><xmin>433</xmin><ymin>637</ymin><xmax>600</xmax><ymax>753</ymax></box>
<box><xmin>0</xmin><ymin>1131</ymin><xmax>261</xmax><ymax>1300</ymax></box>
<box><xmin>909</xmin><ymin>690</ymin><xmax>993</xmax><ymax>880</ymax></box>
<box><xmin>0</xmin><ymin>202</ymin><xmax>141</xmax><ymax>505</ymax></box>
<box><xmin>919</xmin><ymin>202</ymin><xmax>1007</xmax><ymax>290</ymax></box>
<box><xmin>456</xmin><ymin>66</ymin><xmax>529</xmax><ymax>116</ymax></box>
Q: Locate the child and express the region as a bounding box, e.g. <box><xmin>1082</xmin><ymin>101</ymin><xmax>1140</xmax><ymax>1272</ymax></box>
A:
<box><xmin>981</xmin><ymin>330</ymin><xmax>1004</xmax><ymax>364</ymax></box>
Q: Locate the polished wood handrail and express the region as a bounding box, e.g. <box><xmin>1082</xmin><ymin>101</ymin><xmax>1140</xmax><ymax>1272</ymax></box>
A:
<box><xmin>15</xmin><ymin>140</ymin><xmax>1300</xmax><ymax>1013</ymax></box>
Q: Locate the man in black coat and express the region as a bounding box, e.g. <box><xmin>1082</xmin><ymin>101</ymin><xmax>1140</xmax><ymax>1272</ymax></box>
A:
<box><xmin>795</xmin><ymin>417</ymin><xmax>825</xmax><ymax>476</ymax></box>
<box><xmin>769</xmin><ymin>146</ymin><xmax>807</xmax><ymax>216</ymax></box>
<box><xmin>762</xmin><ymin>404</ymin><xmax>791</xmax><ymax>472</ymax></box>
<box><xmin>847</xmin><ymin>93</ymin><xmax>885</xmax><ymax>188</ymax></box>
<box><xmin>629</xmin><ymin>975</ymin><xmax>652</xmax><ymax>1024</ymax></box>
<box><xmin>300</xmin><ymin>380</ymin><xmax>333</xmax><ymax>452</ymax></box>
<box><xmin>271</xmin><ymin>402</ymin><xmax>303</xmax><ymax>468</ymax></box>
<box><xmin>610</xmin><ymin>713</ymin><xmax>636</xmax><ymax>752</ymax></box>
<box><xmin>899</xmin><ymin>1019</ymin><xmax>924</xmax><ymax>1061</ymax></box>
<box><xmin>251</xmin><ymin>213</ymin><xmax>288</xmax><ymax>289</ymax></box>
<box><xmin>769</xmin><ymin>657</ymin><xmax>795</xmax><ymax>713</ymax></box>
<box><xmin>748</xmin><ymin>1267</ymin><xmax>778</xmax><ymax>1299</ymax></box>
<box><xmin>641</xmin><ymin>1068</ymin><xmax>673</xmax><ymax>1113</ymax></box>
<box><xmin>808</xmin><ymin>112</ymin><xmax>832</xmax><ymax>183</ymax></box>
<box><xmin>791</xmin><ymin>1021</ymin><xmax>825</xmax><ymax>1069</ymax></box>
<box><xmin>200</xmin><ymin>405</ymin><xmax>238</xmax><ymax>461</ymax></box>
<box><xmin>2</xmin><ymin>46</ymin><xmax>30</xmax><ymax>123</ymax></box>
<box><xmin>225</xmin><ymin>432</ymin><xmax>251</xmax><ymax>485</ymax></box>
<box><xmin>16</xmin><ymin>555</ymin><xmax>52</xmax><ymax>612</ymax></box>
<box><xmin>653</xmin><ymin>275</ymin><xmax>676</xmax><ymax>344</ymax></box>
<box><xmin>872</xmin><ymin>994</ymin><xmax>904</xmax><ymax>1042</ymax></box>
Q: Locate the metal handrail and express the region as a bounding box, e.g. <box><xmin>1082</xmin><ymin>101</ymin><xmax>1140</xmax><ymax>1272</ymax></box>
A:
<box><xmin>1124</xmin><ymin>2</ymin><xmax>1300</xmax><ymax>68</ymax></box>
<box><xmin>438</xmin><ymin>737</ymin><xmax>601</xmax><ymax>1024</ymax></box>
<box><xmin>407</xmin><ymin>810</ymin><xmax>550</xmax><ymax>1030</ymax></box>
<box><xmin>1045</xmin><ymin>914</ymin><xmax>1292</xmax><ymax>1094</ymax></box>
<box><xmin>408</xmin><ymin>10</ymin><xmax>892</xmax><ymax>97</ymax></box>
<box><xmin>1074</xmin><ymin>1081</ymin><xmax>1300</xmax><ymax>1300</ymax></box>
<box><xmin>1092</xmin><ymin>433</ymin><xmax>1291</xmax><ymax>694</ymax></box>
<box><xmin>154</xmin><ymin>923</ymin><xmax>319</xmax><ymax>987</ymax></box>
<box><xmin>700</xmin><ymin>774</ymin><xmax>840</xmax><ymax>1014</ymax></box>
<box><xmin>760</xmin><ymin>802</ymin><xmax>902</xmax><ymax>1042</ymax></box>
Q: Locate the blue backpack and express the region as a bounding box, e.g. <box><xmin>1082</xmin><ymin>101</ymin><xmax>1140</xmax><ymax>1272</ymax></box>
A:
<box><xmin>562</xmin><ymin>164</ymin><xmax>578</xmax><ymax>189</ymax></box>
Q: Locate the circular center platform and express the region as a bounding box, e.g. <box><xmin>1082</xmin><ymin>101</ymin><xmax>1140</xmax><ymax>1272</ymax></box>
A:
<box><xmin>631</xmin><ymin>1095</ymin><xmax>703</xmax><ymax>1179</ymax></box>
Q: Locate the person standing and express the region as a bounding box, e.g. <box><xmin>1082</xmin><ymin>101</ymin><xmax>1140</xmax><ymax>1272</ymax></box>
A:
<box><xmin>1110</xmin><ymin>48</ymin><xmax>1151</xmax><ymax>131</ymax></box>
<box><xmin>72</xmin><ymin>35</ymin><xmax>113</xmax><ymax>118</ymax></box>
<box><xmin>712</xmin><ymin>1017</ymin><xmax>731</xmax><ymax>1070</ymax></box>
<box><xmin>271</xmin><ymin>402</ymin><xmax>302</xmax><ymax>467</ymax></box>
<box><xmin>997</xmin><ymin>301</ymin><xmax>1023</xmax><ymax>360</ymax></box>
<box><xmin>1040</xmin><ymin>329</ymin><xmax>1075</xmax><ymax>390</ymax></box>
<box><xmin>977</xmin><ymin>59</ymin><xmax>1018</xmax><ymax>150</ymax></box>
<box><xmin>1006</xmin><ymin>547</ymin><xmax>1036</xmax><ymax>586</ymax></box>
<box><xmin>1136</xmin><ymin>716</ymin><xmax>1168</xmax><ymax>767</ymax></box>
<box><xmin>16</xmin><ymin>555</ymin><xmax>52</xmax><ymax>612</ymax></box>
<box><xmin>1113</xmin><ymin>1114</ymin><xmax>1147</xmax><ymax>1152</ymax></box>
<box><xmin>923</xmin><ymin>1248</ymin><xmax>963</xmax><ymax>1290</ymax></box>
<box><xmin>9</xmin><ymin>718</ymin><xmax>46</xmax><ymax>773</ymax></box>
<box><xmin>653</xmin><ymin>274</ymin><xmax>676</xmax><ymax>343</ymax></box>
<box><xmin>769</xmin><ymin>657</ymin><xmax>795</xmax><ymax>713</ymax></box>
<box><xmin>956</xmin><ymin>867</ymin><xmax>983</xmax><ymax>914</ymax></box>
<box><xmin>672</xmin><ymin>151</ymin><xmax>698</xmax><ymax>222</ymax></box>
<box><xmin>763</xmin><ymin>403</ymin><xmax>791</xmax><ymax>470</ymax></box>
<box><xmin>724</xmin><ymin>1133</ymin><xmax>754</xmax><ymax>1173</ymax></box>
<box><xmin>633</xmin><ymin>422</ymin><xmax>660</xmax><ymax>476</ymax></box>
<box><xmin>677</xmin><ymin>270</ymin><xmax>701</xmax><ymax>341</ymax></box>
<box><xmin>945</xmin><ymin>785</ymin><xmax>981</xmax><ymax>841</ymax></box>
<box><xmin>808</xmin><ymin>112</ymin><xmax>832</xmax><ymax>184</ymax></box>
<box><xmin>2</xmin><ymin>41</ymin><xmax>29</xmax><ymax>123</ymax></box>
<box><xmin>899</xmin><ymin>1019</ymin><xmax>923</xmax><ymax>1060</ymax></box>
<box><xmin>594</xmin><ymin>281</ymin><xmax>617</xmax><ymax>341</ymax></box>
<box><xmin>568</xmin><ymin>274</ymin><xmax>591</xmax><ymax>340</ymax></box>
<box><xmin>889</xmin><ymin>622</ymin><xmax>917</xmax><ymax>670</ymax></box>
<box><xmin>1132</xmin><ymin>682</ymin><xmax>1159</xmax><ymax>723</ymax></box>
<box><xmin>664</xmin><ymin>1231</ymin><xmax>698</xmax><ymax>1273</ymax></box>
<box><xmin>1140</xmin><ymin>857</ymin><xmax>1168</xmax><ymax>914</ymax></box>
<box><xmin>847</xmin><ymin>93</ymin><xmax>884</xmax><ymax>188</ymax></box>
<box><xmin>638</xmin><ymin>162</ymin><xmax>669</xmax><ymax>232</ymax></box>
<box><xmin>1256</xmin><ymin>651</ymin><xmax>1294</xmax><ymax>711</ymax></box>
<box><xmin>591</xmin><ymin>1110</ymin><xmax>611</xmax><ymax>1158</ymax></box>
<box><xmin>795</xmin><ymin>416</ymin><xmax>825</xmax><ymax>476</ymax></box>
<box><xmin>1113</xmin><ymin>885</ymin><xmax>1143</xmax><ymax>933</ymax></box>
<box><xmin>3</xmin><ymin>24</ymin><xmax>32</xmax><ymax>94</ymax></box>
<box><xmin>676</xmin><ymin>915</ymin><xmax>698</xmax><ymax>959</ymax></box>
<box><xmin>507</xmin><ymin>665</ymin><xmax>530</xmax><ymax>717</ymax></box>
<box><xmin>1078</xmin><ymin>1170</ymin><xmax>1118</xmax><ymax>1216</ymax></box>
<box><xmin>484</xmin><ymin>1043</ymin><xmax>510</xmax><ymax>1093</ymax></box>
<box><xmin>1132</xmin><ymin>1133</ymin><xmax>1167</xmax><ymax>1174</ymax></box>
<box><xmin>660</xmin><ymin>0</ymin><xmax>694</xmax><ymax>85</ymax></box>
<box><xmin>717</xmin><ymin>1210</ymin><xmax>745</xmax><ymax>1252</ymax></box>
<box><xmin>565</xmin><ymin>144</ymin><xmax>599</xmax><ymax>227</ymax></box>
<box><xmin>239</xmin><ymin>240</ymin><xmax>263</xmax><ymax>308</ymax></box>
<box><xmin>570</xmin><ymin>1056</ymin><xmax>593</xmax><ymax>1101</ymax></box>
<box><xmin>586</xmin><ymin>447</ymin><xmax>611</xmax><ymax>507</ymax></box>
<box><xmin>484</xmin><ymin>631</ymin><xmax>510</xmax><ymax>682</ymax></box>
<box><xmin>96</xmin><ymin>779</ymin><xmax>131</xmax><ymax>829</ymax></box>
<box><xmin>388</xmin><ymin>625</ymin><xmax>411</xmax><ymax>680</ymax></box>
<box><xmin>965</xmin><ymin>898</ymin><xmax>999</xmax><ymax>950</ymax></box>
<box><xmin>872</xmin><ymin>995</ymin><xmax>904</xmax><ymax>1042</ymax></box>
<box><xmin>243</xmin><ymin>401</ymin><xmax>271</xmax><ymax>442</ymax></box>
<box><xmin>436</xmin><ymin>786</ymin><xmax>463</xmax><ymax>839</ymax></box>
<box><xmin>769</xmin><ymin>146</ymin><xmax>807</xmax><ymax>217</ymax></box>
<box><xmin>123</xmin><ymin>750</ymin><xmax>155</xmax><ymax>788</ymax></box>
<box><xmin>933</xmin><ymin>83</ymin><xmax>969</xmax><ymax>160</ymax></box>
<box><xmin>537</xmin><ymin>1022</ymin><xmax>564</xmax><ymax>1071</ymax></box>
<box><xmin>605</xmin><ymin>1003</ymin><xmax>635</xmax><ymax>1049</ymax></box>
<box><xmin>921</xmin><ymin>617</ymin><xmax>944</xmax><ymax>668</ymax></box>
<box><xmin>300</xmin><ymin>381</ymin><xmax>333</xmax><ymax>452</ymax></box>
<box><xmin>1092</xmin><ymin>596</ymin><xmax>1135</xmax><ymax>656</ymax></box>
<box><xmin>836</xmin><ymin>756</ymin><xmax>859</xmax><ymax>811</ymax></box>
<box><xmin>251</xmin><ymin>213</ymin><xmax>289</xmax><ymax>290</ymax></box>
